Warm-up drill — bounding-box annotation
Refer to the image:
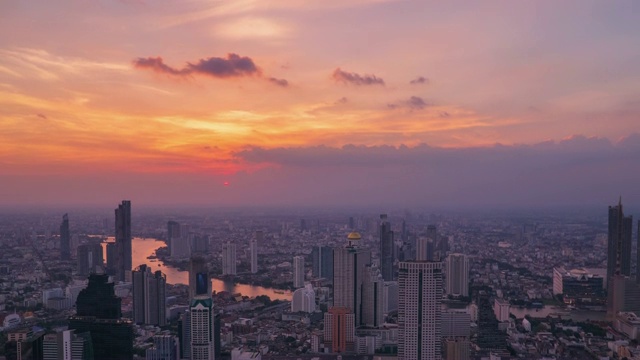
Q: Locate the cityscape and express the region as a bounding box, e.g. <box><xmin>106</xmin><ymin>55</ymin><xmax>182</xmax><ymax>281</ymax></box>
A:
<box><xmin>1</xmin><ymin>1</ymin><xmax>640</xmax><ymax>360</ymax></box>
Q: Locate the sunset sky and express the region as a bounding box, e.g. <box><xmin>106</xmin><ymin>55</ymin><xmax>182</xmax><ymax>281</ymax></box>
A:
<box><xmin>1</xmin><ymin>1</ymin><xmax>639</xmax><ymax>208</ymax></box>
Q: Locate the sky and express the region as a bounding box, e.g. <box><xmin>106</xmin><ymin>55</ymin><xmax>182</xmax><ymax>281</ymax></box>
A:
<box><xmin>1</xmin><ymin>1</ymin><xmax>639</xmax><ymax>208</ymax></box>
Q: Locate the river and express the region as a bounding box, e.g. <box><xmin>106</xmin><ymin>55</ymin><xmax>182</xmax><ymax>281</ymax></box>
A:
<box><xmin>101</xmin><ymin>237</ymin><xmax>292</xmax><ymax>301</ymax></box>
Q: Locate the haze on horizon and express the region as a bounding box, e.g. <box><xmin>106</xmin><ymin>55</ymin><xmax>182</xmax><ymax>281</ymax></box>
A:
<box><xmin>1</xmin><ymin>1</ymin><xmax>639</xmax><ymax>208</ymax></box>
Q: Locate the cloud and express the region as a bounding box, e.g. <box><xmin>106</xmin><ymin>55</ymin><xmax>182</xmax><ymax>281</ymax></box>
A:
<box><xmin>410</xmin><ymin>76</ymin><xmax>429</xmax><ymax>85</ymax></box>
<box><xmin>231</xmin><ymin>134</ymin><xmax>640</xmax><ymax>208</ymax></box>
<box><xmin>332</xmin><ymin>68</ymin><xmax>384</xmax><ymax>86</ymax></box>
<box><xmin>388</xmin><ymin>96</ymin><xmax>429</xmax><ymax>111</ymax></box>
<box><xmin>36</xmin><ymin>113</ymin><xmax>47</xmax><ymax>120</ymax></box>
<box><xmin>336</xmin><ymin>97</ymin><xmax>348</xmax><ymax>104</ymax></box>
<box><xmin>133</xmin><ymin>53</ymin><xmax>261</xmax><ymax>78</ymax></box>
<box><xmin>268</xmin><ymin>77</ymin><xmax>289</xmax><ymax>87</ymax></box>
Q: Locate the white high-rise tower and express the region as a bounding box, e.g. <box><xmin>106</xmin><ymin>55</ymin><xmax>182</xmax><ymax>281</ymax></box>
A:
<box><xmin>398</xmin><ymin>261</ymin><xmax>443</xmax><ymax>360</ymax></box>
<box><xmin>190</xmin><ymin>296</ymin><xmax>215</xmax><ymax>360</ymax></box>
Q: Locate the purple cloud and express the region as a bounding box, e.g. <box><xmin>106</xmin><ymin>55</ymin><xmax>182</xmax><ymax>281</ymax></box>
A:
<box><xmin>268</xmin><ymin>77</ymin><xmax>289</xmax><ymax>87</ymax></box>
<box><xmin>388</xmin><ymin>96</ymin><xmax>429</xmax><ymax>111</ymax></box>
<box><xmin>332</xmin><ymin>68</ymin><xmax>385</xmax><ymax>86</ymax></box>
<box><xmin>410</xmin><ymin>76</ymin><xmax>429</xmax><ymax>85</ymax></box>
<box><xmin>133</xmin><ymin>53</ymin><xmax>262</xmax><ymax>78</ymax></box>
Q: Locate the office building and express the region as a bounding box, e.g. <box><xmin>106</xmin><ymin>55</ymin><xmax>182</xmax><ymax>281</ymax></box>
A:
<box><xmin>493</xmin><ymin>299</ymin><xmax>510</xmax><ymax>322</ymax></box>
<box><xmin>250</xmin><ymin>239</ymin><xmax>258</xmax><ymax>274</ymax></box>
<box><xmin>607</xmin><ymin>198</ymin><xmax>633</xmax><ymax>284</ymax></box>
<box><xmin>69</xmin><ymin>274</ymin><xmax>133</xmax><ymax>360</ymax></box>
<box><xmin>145</xmin><ymin>335</ymin><xmax>179</xmax><ymax>360</ymax></box>
<box><xmin>361</xmin><ymin>265</ymin><xmax>384</xmax><ymax>328</ymax></box>
<box><xmin>445</xmin><ymin>254</ymin><xmax>469</xmax><ymax>297</ymax></box>
<box><xmin>115</xmin><ymin>200</ymin><xmax>132</xmax><ymax>282</ymax></box>
<box><xmin>189</xmin><ymin>256</ymin><xmax>211</xmax><ymax>299</ymax></box>
<box><xmin>379</xmin><ymin>214</ymin><xmax>394</xmax><ymax>281</ymax></box>
<box><xmin>608</xmin><ymin>275</ymin><xmax>640</xmax><ymax>317</ymax></box>
<box><xmin>42</xmin><ymin>330</ymin><xmax>93</xmax><ymax>360</ymax></box>
<box><xmin>444</xmin><ymin>338</ymin><xmax>470</xmax><ymax>360</ymax></box>
<box><xmin>324</xmin><ymin>307</ymin><xmax>355</xmax><ymax>353</ymax></box>
<box><xmin>222</xmin><ymin>241</ymin><xmax>236</xmax><ymax>276</ymax></box>
<box><xmin>77</xmin><ymin>242</ymin><xmax>104</xmax><ymax>276</ymax></box>
<box><xmin>60</xmin><ymin>214</ymin><xmax>70</xmax><ymax>260</ymax></box>
<box><xmin>179</xmin><ymin>310</ymin><xmax>191</xmax><ymax>360</ymax></box>
<box><xmin>333</xmin><ymin>232</ymin><xmax>371</xmax><ymax>326</ymax></box>
<box><xmin>441</xmin><ymin>311</ymin><xmax>471</xmax><ymax>338</ymax></box>
<box><xmin>312</xmin><ymin>246</ymin><xmax>333</xmax><ymax>281</ymax></box>
<box><xmin>191</xmin><ymin>234</ymin><xmax>209</xmax><ymax>253</ymax></box>
<box><xmin>398</xmin><ymin>261</ymin><xmax>443</xmax><ymax>360</ymax></box>
<box><xmin>293</xmin><ymin>256</ymin><xmax>305</xmax><ymax>288</ymax></box>
<box><xmin>132</xmin><ymin>264</ymin><xmax>167</xmax><ymax>326</ymax></box>
<box><xmin>167</xmin><ymin>221</ymin><xmax>181</xmax><ymax>252</ymax></box>
<box><xmin>105</xmin><ymin>242</ymin><xmax>117</xmax><ymax>276</ymax></box>
<box><xmin>382</xmin><ymin>281</ymin><xmax>399</xmax><ymax>316</ymax></box>
<box><xmin>291</xmin><ymin>284</ymin><xmax>316</xmax><ymax>313</ymax></box>
<box><xmin>190</xmin><ymin>296</ymin><xmax>215</xmax><ymax>360</ymax></box>
<box><xmin>416</xmin><ymin>236</ymin><xmax>434</xmax><ymax>261</ymax></box>
<box><xmin>552</xmin><ymin>267</ymin><xmax>605</xmax><ymax>304</ymax></box>
<box><xmin>168</xmin><ymin>221</ymin><xmax>190</xmax><ymax>258</ymax></box>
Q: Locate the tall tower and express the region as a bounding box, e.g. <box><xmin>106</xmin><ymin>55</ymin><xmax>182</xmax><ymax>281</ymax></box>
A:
<box><xmin>333</xmin><ymin>232</ymin><xmax>371</xmax><ymax>326</ymax></box>
<box><xmin>607</xmin><ymin>198</ymin><xmax>633</xmax><ymax>285</ymax></box>
<box><xmin>398</xmin><ymin>261</ymin><xmax>443</xmax><ymax>360</ymax></box>
<box><xmin>361</xmin><ymin>265</ymin><xmax>384</xmax><ymax>328</ymax></box>
<box><xmin>379</xmin><ymin>214</ymin><xmax>394</xmax><ymax>281</ymax></box>
<box><xmin>324</xmin><ymin>307</ymin><xmax>354</xmax><ymax>353</ymax></box>
<box><xmin>222</xmin><ymin>242</ymin><xmax>236</xmax><ymax>276</ymax></box>
<box><xmin>445</xmin><ymin>253</ymin><xmax>469</xmax><ymax>297</ymax></box>
<box><xmin>416</xmin><ymin>237</ymin><xmax>434</xmax><ymax>261</ymax></box>
<box><xmin>60</xmin><ymin>214</ymin><xmax>70</xmax><ymax>260</ymax></box>
<box><xmin>77</xmin><ymin>242</ymin><xmax>104</xmax><ymax>276</ymax></box>
<box><xmin>132</xmin><ymin>264</ymin><xmax>167</xmax><ymax>326</ymax></box>
<box><xmin>250</xmin><ymin>239</ymin><xmax>258</xmax><ymax>274</ymax></box>
<box><xmin>115</xmin><ymin>200</ymin><xmax>132</xmax><ymax>282</ymax></box>
<box><xmin>312</xmin><ymin>246</ymin><xmax>334</xmax><ymax>281</ymax></box>
<box><xmin>167</xmin><ymin>221</ymin><xmax>181</xmax><ymax>253</ymax></box>
<box><xmin>189</xmin><ymin>256</ymin><xmax>211</xmax><ymax>299</ymax></box>
<box><xmin>190</xmin><ymin>296</ymin><xmax>215</xmax><ymax>360</ymax></box>
<box><xmin>293</xmin><ymin>256</ymin><xmax>305</xmax><ymax>288</ymax></box>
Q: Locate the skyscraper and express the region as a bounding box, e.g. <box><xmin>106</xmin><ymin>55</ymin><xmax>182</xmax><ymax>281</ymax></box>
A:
<box><xmin>293</xmin><ymin>255</ymin><xmax>305</xmax><ymax>288</ymax></box>
<box><xmin>167</xmin><ymin>221</ymin><xmax>181</xmax><ymax>253</ymax></box>
<box><xmin>222</xmin><ymin>242</ymin><xmax>236</xmax><ymax>276</ymax></box>
<box><xmin>190</xmin><ymin>296</ymin><xmax>215</xmax><ymax>360</ymax></box>
<box><xmin>145</xmin><ymin>335</ymin><xmax>179</xmax><ymax>360</ymax></box>
<box><xmin>189</xmin><ymin>256</ymin><xmax>211</xmax><ymax>299</ymax></box>
<box><xmin>291</xmin><ymin>284</ymin><xmax>316</xmax><ymax>313</ymax></box>
<box><xmin>361</xmin><ymin>265</ymin><xmax>384</xmax><ymax>328</ymax></box>
<box><xmin>398</xmin><ymin>261</ymin><xmax>443</xmax><ymax>360</ymax></box>
<box><xmin>324</xmin><ymin>307</ymin><xmax>355</xmax><ymax>353</ymax></box>
<box><xmin>132</xmin><ymin>264</ymin><xmax>167</xmax><ymax>326</ymax></box>
<box><xmin>379</xmin><ymin>214</ymin><xmax>394</xmax><ymax>281</ymax></box>
<box><xmin>312</xmin><ymin>246</ymin><xmax>333</xmax><ymax>281</ymax></box>
<box><xmin>105</xmin><ymin>242</ymin><xmax>117</xmax><ymax>276</ymax></box>
<box><xmin>77</xmin><ymin>242</ymin><xmax>104</xmax><ymax>276</ymax></box>
<box><xmin>416</xmin><ymin>237</ymin><xmax>434</xmax><ymax>261</ymax></box>
<box><xmin>445</xmin><ymin>253</ymin><xmax>469</xmax><ymax>297</ymax></box>
<box><xmin>115</xmin><ymin>200</ymin><xmax>132</xmax><ymax>282</ymax></box>
<box><xmin>250</xmin><ymin>239</ymin><xmax>258</xmax><ymax>274</ymax></box>
<box><xmin>69</xmin><ymin>274</ymin><xmax>133</xmax><ymax>360</ymax></box>
<box><xmin>179</xmin><ymin>310</ymin><xmax>191</xmax><ymax>360</ymax></box>
<box><xmin>60</xmin><ymin>214</ymin><xmax>70</xmax><ymax>260</ymax></box>
<box><xmin>42</xmin><ymin>330</ymin><xmax>93</xmax><ymax>360</ymax></box>
<box><xmin>607</xmin><ymin>198</ymin><xmax>633</xmax><ymax>284</ymax></box>
<box><xmin>333</xmin><ymin>232</ymin><xmax>371</xmax><ymax>326</ymax></box>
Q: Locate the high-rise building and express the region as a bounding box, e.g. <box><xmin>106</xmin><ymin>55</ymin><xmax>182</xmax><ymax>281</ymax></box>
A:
<box><xmin>416</xmin><ymin>237</ymin><xmax>434</xmax><ymax>261</ymax></box>
<box><xmin>291</xmin><ymin>284</ymin><xmax>316</xmax><ymax>313</ymax></box>
<box><xmin>69</xmin><ymin>274</ymin><xmax>133</xmax><ymax>360</ymax></box>
<box><xmin>361</xmin><ymin>265</ymin><xmax>384</xmax><ymax>328</ymax></box>
<box><xmin>441</xmin><ymin>311</ymin><xmax>471</xmax><ymax>338</ymax></box>
<box><xmin>167</xmin><ymin>221</ymin><xmax>181</xmax><ymax>253</ymax></box>
<box><xmin>607</xmin><ymin>198</ymin><xmax>633</xmax><ymax>284</ymax></box>
<box><xmin>222</xmin><ymin>242</ymin><xmax>236</xmax><ymax>276</ymax></box>
<box><xmin>190</xmin><ymin>296</ymin><xmax>215</xmax><ymax>360</ymax></box>
<box><xmin>293</xmin><ymin>256</ymin><xmax>305</xmax><ymax>288</ymax></box>
<box><xmin>115</xmin><ymin>200</ymin><xmax>132</xmax><ymax>282</ymax></box>
<box><xmin>60</xmin><ymin>214</ymin><xmax>70</xmax><ymax>260</ymax></box>
<box><xmin>333</xmin><ymin>232</ymin><xmax>371</xmax><ymax>326</ymax></box>
<box><xmin>379</xmin><ymin>214</ymin><xmax>394</xmax><ymax>281</ymax></box>
<box><xmin>179</xmin><ymin>310</ymin><xmax>191</xmax><ymax>360</ymax></box>
<box><xmin>191</xmin><ymin>234</ymin><xmax>209</xmax><ymax>253</ymax></box>
<box><xmin>145</xmin><ymin>335</ymin><xmax>179</xmax><ymax>360</ymax></box>
<box><xmin>42</xmin><ymin>330</ymin><xmax>93</xmax><ymax>360</ymax></box>
<box><xmin>398</xmin><ymin>261</ymin><xmax>443</xmax><ymax>360</ymax></box>
<box><xmin>77</xmin><ymin>242</ymin><xmax>104</xmax><ymax>276</ymax></box>
<box><xmin>189</xmin><ymin>256</ymin><xmax>211</xmax><ymax>299</ymax></box>
<box><xmin>445</xmin><ymin>254</ymin><xmax>469</xmax><ymax>297</ymax></box>
<box><xmin>105</xmin><ymin>242</ymin><xmax>117</xmax><ymax>276</ymax></box>
<box><xmin>312</xmin><ymin>246</ymin><xmax>333</xmax><ymax>281</ymax></box>
<box><xmin>250</xmin><ymin>239</ymin><xmax>258</xmax><ymax>274</ymax></box>
<box><xmin>324</xmin><ymin>307</ymin><xmax>355</xmax><ymax>353</ymax></box>
<box><xmin>444</xmin><ymin>338</ymin><xmax>470</xmax><ymax>360</ymax></box>
<box><xmin>132</xmin><ymin>264</ymin><xmax>167</xmax><ymax>326</ymax></box>
<box><xmin>637</xmin><ymin>219</ymin><xmax>640</xmax><ymax>285</ymax></box>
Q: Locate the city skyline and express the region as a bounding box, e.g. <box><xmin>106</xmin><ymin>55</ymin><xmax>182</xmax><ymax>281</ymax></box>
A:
<box><xmin>1</xmin><ymin>2</ymin><xmax>640</xmax><ymax>207</ymax></box>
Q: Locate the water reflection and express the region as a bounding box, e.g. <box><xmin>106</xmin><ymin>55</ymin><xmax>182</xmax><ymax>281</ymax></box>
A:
<box><xmin>101</xmin><ymin>237</ymin><xmax>291</xmax><ymax>301</ymax></box>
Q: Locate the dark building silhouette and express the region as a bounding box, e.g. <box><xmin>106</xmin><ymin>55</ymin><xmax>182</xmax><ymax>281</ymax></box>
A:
<box><xmin>475</xmin><ymin>293</ymin><xmax>507</xmax><ymax>352</ymax></box>
<box><xmin>105</xmin><ymin>242</ymin><xmax>117</xmax><ymax>276</ymax></box>
<box><xmin>60</xmin><ymin>214</ymin><xmax>70</xmax><ymax>260</ymax></box>
<box><xmin>379</xmin><ymin>214</ymin><xmax>394</xmax><ymax>281</ymax></box>
<box><xmin>607</xmin><ymin>198</ymin><xmax>633</xmax><ymax>285</ymax></box>
<box><xmin>115</xmin><ymin>200</ymin><xmax>132</xmax><ymax>282</ymax></box>
<box><xmin>77</xmin><ymin>242</ymin><xmax>104</xmax><ymax>276</ymax></box>
<box><xmin>311</xmin><ymin>246</ymin><xmax>333</xmax><ymax>281</ymax></box>
<box><xmin>167</xmin><ymin>221</ymin><xmax>181</xmax><ymax>253</ymax></box>
<box><xmin>214</xmin><ymin>312</ymin><xmax>221</xmax><ymax>358</ymax></box>
<box><xmin>69</xmin><ymin>274</ymin><xmax>133</xmax><ymax>360</ymax></box>
<box><xmin>189</xmin><ymin>256</ymin><xmax>211</xmax><ymax>299</ymax></box>
<box><xmin>132</xmin><ymin>264</ymin><xmax>167</xmax><ymax>326</ymax></box>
